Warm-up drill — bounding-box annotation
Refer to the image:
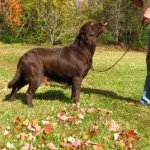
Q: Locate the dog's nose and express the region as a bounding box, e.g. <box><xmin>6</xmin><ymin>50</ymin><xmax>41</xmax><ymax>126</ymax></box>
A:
<box><xmin>104</xmin><ymin>22</ymin><xmax>108</xmax><ymax>26</ymax></box>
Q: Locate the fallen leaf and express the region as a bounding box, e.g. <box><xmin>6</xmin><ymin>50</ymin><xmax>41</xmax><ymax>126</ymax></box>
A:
<box><xmin>27</xmin><ymin>133</ymin><xmax>36</xmax><ymax>141</ymax></box>
<box><xmin>81</xmin><ymin>142</ymin><xmax>88</xmax><ymax>150</ymax></box>
<box><xmin>60</xmin><ymin>142</ymin><xmax>68</xmax><ymax>149</ymax></box>
<box><xmin>71</xmin><ymin>139</ymin><xmax>82</xmax><ymax>148</ymax></box>
<box><xmin>47</xmin><ymin>143</ymin><xmax>58</xmax><ymax>150</ymax></box>
<box><xmin>86</xmin><ymin>140</ymin><xmax>93</xmax><ymax>145</ymax></box>
<box><xmin>106</xmin><ymin>120</ymin><xmax>121</xmax><ymax>132</ymax></box>
<box><xmin>3</xmin><ymin>130</ymin><xmax>9</xmax><ymax>136</ymax></box>
<box><xmin>6</xmin><ymin>142</ymin><xmax>15</xmax><ymax>149</ymax></box>
<box><xmin>83</xmin><ymin>132</ymin><xmax>89</xmax><ymax>140</ymax></box>
<box><xmin>89</xmin><ymin>123</ymin><xmax>99</xmax><ymax>137</ymax></box>
<box><xmin>114</xmin><ymin>132</ymin><xmax>121</xmax><ymax>141</ymax></box>
<box><xmin>7</xmin><ymin>133</ymin><xmax>13</xmax><ymax>139</ymax></box>
<box><xmin>67</xmin><ymin>136</ymin><xmax>76</xmax><ymax>143</ymax></box>
<box><xmin>57</xmin><ymin>113</ymin><xmax>69</xmax><ymax>123</ymax></box>
<box><xmin>60</xmin><ymin>141</ymin><xmax>75</xmax><ymax>150</ymax></box>
<box><xmin>57</xmin><ymin>108</ymin><xmax>70</xmax><ymax>123</ymax></box>
<box><xmin>34</xmin><ymin>124</ymin><xmax>42</xmax><ymax>132</ymax></box>
<box><xmin>23</xmin><ymin>119</ymin><xmax>30</xmax><ymax>126</ymax></box>
<box><xmin>14</xmin><ymin>125</ymin><xmax>22</xmax><ymax>132</ymax></box>
<box><xmin>70</xmin><ymin>116</ymin><xmax>77</xmax><ymax>124</ymax></box>
<box><xmin>18</xmin><ymin>133</ymin><xmax>27</xmax><ymax>142</ymax></box>
<box><xmin>40</xmin><ymin>136</ymin><xmax>47</xmax><ymax>144</ymax></box>
<box><xmin>80</xmin><ymin>108</ymin><xmax>86</xmax><ymax>113</ymax></box>
<box><xmin>75</xmin><ymin>120</ymin><xmax>82</xmax><ymax>125</ymax></box>
<box><xmin>127</xmin><ymin>130</ymin><xmax>137</xmax><ymax>142</ymax></box>
<box><xmin>114</xmin><ymin>130</ymin><xmax>139</xmax><ymax>150</ymax></box>
<box><xmin>129</xmin><ymin>102</ymin><xmax>139</xmax><ymax>106</ymax></box>
<box><xmin>87</xmin><ymin>108</ymin><xmax>97</xmax><ymax>113</ymax></box>
<box><xmin>128</xmin><ymin>130</ymin><xmax>134</xmax><ymax>138</ymax></box>
<box><xmin>126</xmin><ymin>141</ymin><xmax>133</xmax><ymax>150</ymax></box>
<box><xmin>35</xmin><ymin>131</ymin><xmax>42</xmax><ymax>137</ymax></box>
<box><xmin>115</xmin><ymin>139</ymin><xmax>126</xmax><ymax>148</ymax></box>
<box><xmin>14</xmin><ymin>117</ymin><xmax>21</xmax><ymax>124</ymax></box>
<box><xmin>52</xmin><ymin>122</ymin><xmax>58</xmax><ymax>129</ymax></box>
<box><xmin>93</xmin><ymin>144</ymin><xmax>104</xmax><ymax>150</ymax></box>
<box><xmin>46</xmin><ymin>116</ymin><xmax>51</xmax><ymax>120</ymax></box>
<box><xmin>6</xmin><ymin>126</ymin><xmax>11</xmax><ymax>130</ymax></box>
<box><xmin>42</xmin><ymin>120</ymin><xmax>50</xmax><ymax>125</ymax></box>
<box><xmin>20</xmin><ymin>143</ymin><xmax>34</xmax><ymax>150</ymax></box>
<box><xmin>27</xmin><ymin>125</ymin><xmax>36</xmax><ymax>132</ymax></box>
<box><xmin>44</xmin><ymin>125</ymin><xmax>52</xmax><ymax>134</ymax></box>
<box><xmin>31</xmin><ymin>119</ymin><xmax>39</xmax><ymax>127</ymax></box>
<box><xmin>78</xmin><ymin>113</ymin><xmax>85</xmax><ymax>120</ymax></box>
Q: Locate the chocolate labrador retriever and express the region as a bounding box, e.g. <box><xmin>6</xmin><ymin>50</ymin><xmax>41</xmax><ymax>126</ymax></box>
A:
<box><xmin>8</xmin><ymin>21</ymin><xmax>107</xmax><ymax>107</ymax></box>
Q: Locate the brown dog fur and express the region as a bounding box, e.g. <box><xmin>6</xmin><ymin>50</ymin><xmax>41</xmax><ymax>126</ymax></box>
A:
<box><xmin>8</xmin><ymin>21</ymin><xmax>107</xmax><ymax>107</ymax></box>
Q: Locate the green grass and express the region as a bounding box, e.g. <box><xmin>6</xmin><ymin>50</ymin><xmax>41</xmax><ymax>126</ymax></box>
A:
<box><xmin>0</xmin><ymin>43</ymin><xmax>150</xmax><ymax>149</ymax></box>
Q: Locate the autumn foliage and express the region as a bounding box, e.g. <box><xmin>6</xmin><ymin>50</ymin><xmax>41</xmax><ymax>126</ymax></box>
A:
<box><xmin>0</xmin><ymin>0</ymin><xmax>147</xmax><ymax>48</ymax></box>
<box><xmin>5</xmin><ymin>0</ymin><xmax>22</xmax><ymax>26</ymax></box>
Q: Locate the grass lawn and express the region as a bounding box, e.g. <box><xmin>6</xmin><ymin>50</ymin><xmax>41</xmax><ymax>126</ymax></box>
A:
<box><xmin>0</xmin><ymin>43</ymin><xmax>150</xmax><ymax>149</ymax></box>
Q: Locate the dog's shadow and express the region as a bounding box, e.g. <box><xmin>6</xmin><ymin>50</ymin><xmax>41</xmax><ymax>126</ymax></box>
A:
<box><xmin>4</xmin><ymin>85</ymin><xmax>136</xmax><ymax>104</ymax></box>
<box><xmin>4</xmin><ymin>89</ymin><xmax>70</xmax><ymax>104</ymax></box>
<box><xmin>81</xmin><ymin>87</ymin><xmax>136</xmax><ymax>103</ymax></box>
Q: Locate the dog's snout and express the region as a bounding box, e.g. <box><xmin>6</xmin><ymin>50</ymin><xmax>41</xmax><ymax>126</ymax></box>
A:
<box><xmin>104</xmin><ymin>22</ymin><xmax>108</xmax><ymax>26</ymax></box>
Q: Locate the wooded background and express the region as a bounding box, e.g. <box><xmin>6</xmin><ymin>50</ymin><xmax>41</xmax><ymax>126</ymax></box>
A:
<box><xmin>0</xmin><ymin>0</ymin><xmax>148</xmax><ymax>49</ymax></box>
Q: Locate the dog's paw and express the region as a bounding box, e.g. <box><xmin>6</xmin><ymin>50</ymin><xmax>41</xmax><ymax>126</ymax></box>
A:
<box><xmin>72</xmin><ymin>98</ymin><xmax>80</xmax><ymax>104</ymax></box>
<box><xmin>8</xmin><ymin>97</ymin><xmax>16</xmax><ymax>102</ymax></box>
<box><xmin>28</xmin><ymin>104</ymin><xmax>34</xmax><ymax>108</ymax></box>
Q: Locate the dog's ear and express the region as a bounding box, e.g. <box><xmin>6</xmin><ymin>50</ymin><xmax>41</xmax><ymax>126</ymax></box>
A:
<box><xmin>80</xmin><ymin>22</ymin><xmax>92</xmax><ymax>33</ymax></box>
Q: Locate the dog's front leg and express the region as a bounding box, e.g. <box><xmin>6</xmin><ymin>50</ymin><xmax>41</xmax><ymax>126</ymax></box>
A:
<box><xmin>71</xmin><ymin>76</ymin><xmax>82</xmax><ymax>103</ymax></box>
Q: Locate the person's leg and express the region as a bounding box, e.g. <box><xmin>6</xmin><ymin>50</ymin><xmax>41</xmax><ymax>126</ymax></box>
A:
<box><xmin>140</xmin><ymin>30</ymin><xmax>150</xmax><ymax>105</ymax></box>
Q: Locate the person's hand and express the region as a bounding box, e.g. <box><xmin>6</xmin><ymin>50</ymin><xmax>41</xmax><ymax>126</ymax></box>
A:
<box><xmin>143</xmin><ymin>7</ymin><xmax>150</xmax><ymax>23</ymax></box>
<box><xmin>131</xmin><ymin>0</ymin><xmax>143</xmax><ymax>7</ymax></box>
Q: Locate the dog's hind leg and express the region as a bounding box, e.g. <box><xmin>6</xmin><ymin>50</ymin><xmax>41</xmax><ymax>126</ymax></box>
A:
<box><xmin>71</xmin><ymin>76</ymin><xmax>82</xmax><ymax>103</ymax></box>
<box><xmin>9</xmin><ymin>86</ymin><xmax>18</xmax><ymax>102</ymax></box>
<box><xmin>25</xmin><ymin>77</ymin><xmax>42</xmax><ymax>107</ymax></box>
<box><xmin>9</xmin><ymin>79</ymin><xmax>28</xmax><ymax>102</ymax></box>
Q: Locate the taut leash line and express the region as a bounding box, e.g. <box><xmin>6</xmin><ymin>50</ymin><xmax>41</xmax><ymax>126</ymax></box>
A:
<box><xmin>92</xmin><ymin>22</ymin><xmax>148</xmax><ymax>73</ymax></box>
<box><xmin>92</xmin><ymin>45</ymin><xmax>130</xmax><ymax>73</ymax></box>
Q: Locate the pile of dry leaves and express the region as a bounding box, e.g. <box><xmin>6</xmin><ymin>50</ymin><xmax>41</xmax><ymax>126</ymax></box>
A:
<box><xmin>1</xmin><ymin>104</ymin><xmax>140</xmax><ymax>150</ymax></box>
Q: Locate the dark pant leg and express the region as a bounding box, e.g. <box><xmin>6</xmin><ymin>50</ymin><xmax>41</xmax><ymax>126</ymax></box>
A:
<box><xmin>143</xmin><ymin>30</ymin><xmax>150</xmax><ymax>99</ymax></box>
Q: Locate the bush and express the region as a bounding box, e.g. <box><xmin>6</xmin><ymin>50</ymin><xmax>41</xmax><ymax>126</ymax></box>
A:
<box><xmin>97</xmin><ymin>31</ymin><xmax>116</xmax><ymax>44</ymax></box>
<box><xmin>134</xmin><ymin>29</ymin><xmax>148</xmax><ymax>50</ymax></box>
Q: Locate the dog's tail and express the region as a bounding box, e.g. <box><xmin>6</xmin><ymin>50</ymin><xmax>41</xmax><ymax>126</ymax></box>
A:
<box><xmin>8</xmin><ymin>64</ymin><xmax>22</xmax><ymax>88</ymax></box>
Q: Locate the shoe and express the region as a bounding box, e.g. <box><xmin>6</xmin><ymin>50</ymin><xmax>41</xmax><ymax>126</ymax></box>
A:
<box><xmin>140</xmin><ymin>99</ymin><xmax>150</xmax><ymax>105</ymax></box>
<box><xmin>140</xmin><ymin>91</ymin><xmax>150</xmax><ymax>105</ymax></box>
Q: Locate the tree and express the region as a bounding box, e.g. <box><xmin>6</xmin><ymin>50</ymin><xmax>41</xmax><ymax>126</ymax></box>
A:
<box><xmin>5</xmin><ymin>0</ymin><xmax>22</xmax><ymax>26</ymax></box>
<box><xmin>36</xmin><ymin>0</ymin><xmax>78</xmax><ymax>45</ymax></box>
<box><xmin>0</xmin><ymin>0</ymin><xmax>147</xmax><ymax>48</ymax></box>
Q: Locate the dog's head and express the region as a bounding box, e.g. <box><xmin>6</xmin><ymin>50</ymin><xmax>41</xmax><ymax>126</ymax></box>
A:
<box><xmin>79</xmin><ymin>21</ymin><xmax>108</xmax><ymax>38</ymax></box>
<box><xmin>75</xmin><ymin>21</ymin><xmax>108</xmax><ymax>46</ymax></box>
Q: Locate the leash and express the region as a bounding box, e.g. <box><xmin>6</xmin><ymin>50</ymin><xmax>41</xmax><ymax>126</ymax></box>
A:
<box><xmin>92</xmin><ymin>0</ymin><xmax>149</xmax><ymax>73</ymax></box>
<box><xmin>92</xmin><ymin>45</ymin><xmax>130</xmax><ymax>73</ymax></box>
<box><xmin>92</xmin><ymin>21</ymin><xmax>148</xmax><ymax>73</ymax></box>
